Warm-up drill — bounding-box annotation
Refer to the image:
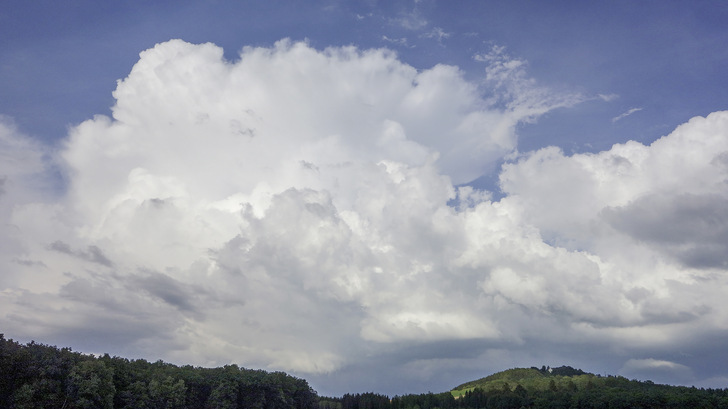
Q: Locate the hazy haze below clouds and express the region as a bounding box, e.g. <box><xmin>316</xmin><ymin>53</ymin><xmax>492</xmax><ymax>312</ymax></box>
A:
<box><xmin>1</xmin><ymin>39</ymin><xmax>728</xmax><ymax>396</ymax></box>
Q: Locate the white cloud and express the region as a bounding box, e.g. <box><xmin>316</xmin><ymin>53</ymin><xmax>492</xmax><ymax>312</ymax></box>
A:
<box><xmin>420</xmin><ymin>27</ymin><xmax>451</xmax><ymax>43</ymax></box>
<box><xmin>598</xmin><ymin>93</ymin><xmax>619</xmax><ymax>102</ymax></box>
<box><xmin>0</xmin><ymin>118</ymin><xmax>58</xmax><ymax>289</ymax></box>
<box><xmin>0</xmin><ymin>118</ymin><xmax>50</xmax><ymax>202</ymax></box>
<box><xmin>620</xmin><ymin>359</ymin><xmax>695</xmax><ymax>384</ymax></box>
<box><xmin>475</xmin><ymin>45</ymin><xmax>583</xmax><ymax>121</ymax></box>
<box><xmin>0</xmin><ymin>39</ymin><xmax>574</xmax><ymax>374</ymax></box>
<box><xmin>500</xmin><ymin>111</ymin><xmax>728</xmax><ymax>257</ymax></box>
<box><xmin>381</xmin><ymin>35</ymin><xmax>410</xmax><ymax>47</ymax></box>
<box><xmin>2</xmin><ymin>39</ymin><xmax>727</xmax><ymax>393</ymax></box>
<box><xmin>392</xmin><ymin>10</ymin><xmax>428</xmax><ymax>31</ymax></box>
<box><xmin>496</xmin><ymin>111</ymin><xmax>728</xmax><ymax>354</ymax></box>
<box><xmin>612</xmin><ymin>107</ymin><xmax>643</xmax><ymax>122</ymax></box>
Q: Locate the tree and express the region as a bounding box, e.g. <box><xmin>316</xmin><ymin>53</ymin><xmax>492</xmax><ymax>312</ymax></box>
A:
<box><xmin>67</xmin><ymin>360</ymin><xmax>115</xmax><ymax>409</ymax></box>
<box><xmin>118</xmin><ymin>380</ymin><xmax>150</xmax><ymax>409</ymax></box>
<box><xmin>11</xmin><ymin>383</ymin><xmax>36</xmax><ymax>409</ymax></box>
<box><xmin>148</xmin><ymin>376</ymin><xmax>186</xmax><ymax>409</ymax></box>
<box><xmin>206</xmin><ymin>380</ymin><xmax>238</xmax><ymax>409</ymax></box>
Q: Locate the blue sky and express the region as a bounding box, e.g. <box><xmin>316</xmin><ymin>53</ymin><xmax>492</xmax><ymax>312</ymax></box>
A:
<box><xmin>4</xmin><ymin>1</ymin><xmax>726</xmax><ymax>152</ymax></box>
<box><xmin>2</xmin><ymin>0</ymin><xmax>728</xmax><ymax>397</ymax></box>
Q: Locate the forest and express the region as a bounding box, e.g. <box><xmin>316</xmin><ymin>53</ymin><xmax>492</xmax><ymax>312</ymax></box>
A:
<box><xmin>2</xmin><ymin>334</ymin><xmax>727</xmax><ymax>409</ymax></box>
<box><xmin>0</xmin><ymin>334</ymin><xmax>317</xmax><ymax>409</ymax></box>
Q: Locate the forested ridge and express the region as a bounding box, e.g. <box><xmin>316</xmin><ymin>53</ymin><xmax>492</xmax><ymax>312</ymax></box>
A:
<box><xmin>0</xmin><ymin>334</ymin><xmax>317</xmax><ymax>409</ymax></box>
<box><xmin>321</xmin><ymin>366</ymin><xmax>728</xmax><ymax>409</ymax></box>
<box><xmin>3</xmin><ymin>334</ymin><xmax>727</xmax><ymax>409</ymax></box>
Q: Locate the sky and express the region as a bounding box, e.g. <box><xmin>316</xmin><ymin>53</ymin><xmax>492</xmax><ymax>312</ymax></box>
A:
<box><xmin>1</xmin><ymin>0</ymin><xmax>728</xmax><ymax>397</ymax></box>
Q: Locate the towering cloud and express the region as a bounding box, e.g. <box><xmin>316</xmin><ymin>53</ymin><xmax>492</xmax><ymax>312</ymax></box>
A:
<box><xmin>1</xmin><ymin>39</ymin><xmax>727</xmax><ymax>393</ymax></box>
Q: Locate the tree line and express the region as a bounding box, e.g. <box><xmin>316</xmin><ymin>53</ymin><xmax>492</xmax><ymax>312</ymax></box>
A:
<box><xmin>0</xmin><ymin>334</ymin><xmax>318</xmax><ymax>409</ymax></box>
<box><xmin>320</xmin><ymin>377</ymin><xmax>728</xmax><ymax>409</ymax></box>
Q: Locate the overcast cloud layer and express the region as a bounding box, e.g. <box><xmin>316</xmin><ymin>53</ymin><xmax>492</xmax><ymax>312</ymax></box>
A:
<box><xmin>2</xmin><ymin>39</ymin><xmax>728</xmax><ymax>395</ymax></box>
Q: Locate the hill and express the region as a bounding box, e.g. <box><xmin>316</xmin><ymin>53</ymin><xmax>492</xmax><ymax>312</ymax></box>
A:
<box><xmin>451</xmin><ymin>365</ymin><xmax>592</xmax><ymax>397</ymax></box>
<box><xmin>445</xmin><ymin>365</ymin><xmax>728</xmax><ymax>408</ymax></box>
<box><xmin>323</xmin><ymin>366</ymin><xmax>728</xmax><ymax>409</ymax></box>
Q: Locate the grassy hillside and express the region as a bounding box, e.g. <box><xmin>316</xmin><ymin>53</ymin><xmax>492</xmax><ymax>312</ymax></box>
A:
<box><xmin>452</xmin><ymin>366</ymin><xmax>597</xmax><ymax>397</ymax></box>
<box><xmin>331</xmin><ymin>365</ymin><xmax>728</xmax><ymax>409</ymax></box>
<box><xmin>444</xmin><ymin>366</ymin><xmax>728</xmax><ymax>408</ymax></box>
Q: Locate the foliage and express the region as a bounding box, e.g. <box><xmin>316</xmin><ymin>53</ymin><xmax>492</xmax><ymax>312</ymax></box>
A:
<box><xmin>67</xmin><ymin>360</ymin><xmax>116</xmax><ymax>409</ymax></box>
<box><xmin>0</xmin><ymin>334</ymin><xmax>318</xmax><ymax>409</ymax></box>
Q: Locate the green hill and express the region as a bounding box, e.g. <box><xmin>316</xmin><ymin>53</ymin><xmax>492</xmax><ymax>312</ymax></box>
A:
<box><xmin>451</xmin><ymin>366</ymin><xmax>594</xmax><ymax>398</ymax></box>
<box><xmin>447</xmin><ymin>365</ymin><xmax>728</xmax><ymax>408</ymax></box>
<box><xmin>328</xmin><ymin>365</ymin><xmax>728</xmax><ymax>409</ymax></box>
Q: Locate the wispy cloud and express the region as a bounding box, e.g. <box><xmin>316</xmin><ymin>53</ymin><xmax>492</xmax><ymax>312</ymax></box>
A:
<box><xmin>382</xmin><ymin>35</ymin><xmax>410</xmax><ymax>47</ymax></box>
<box><xmin>391</xmin><ymin>9</ymin><xmax>427</xmax><ymax>30</ymax></box>
<box><xmin>598</xmin><ymin>93</ymin><xmax>619</xmax><ymax>102</ymax></box>
<box><xmin>420</xmin><ymin>27</ymin><xmax>451</xmax><ymax>43</ymax></box>
<box><xmin>474</xmin><ymin>45</ymin><xmax>584</xmax><ymax>115</ymax></box>
<box><xmin>612</xmin><ymin>107</ymin><xmax>643</xmax><ymax>122</ymax></box>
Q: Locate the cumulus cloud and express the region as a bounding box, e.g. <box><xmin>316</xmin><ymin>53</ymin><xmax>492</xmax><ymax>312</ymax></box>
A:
<box><xmin>0</xmin><ymin>118</ymin><xmax>50</xmax><ymax>203</ymax></box>
<box><xmin>603</xmin><ymin>193</ymin><xmax>728</xmax><ymax>268</ymax></box>
<box><xmin>496</xmin><ymin>112</ymin><xmax>728</xmax><ymax>369</ymax></box>
<box><xmin>49</xmin><ymin>240</ymin><xmax>114</xmax><ymax>267</ymax></box>
<box><xmin>1</xmin><ymin>39</ymin><xmax>728</xmax><ymax>394</ymax></box>
<box><xmin>0</xmin><ymin>118</ymin><xmax>57</xmax><ymax>289</ymax></box>
<box><xmin>500</xmin><ymin>111</ymin><xmax>728</xmax><ymax>257</ymax></box>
